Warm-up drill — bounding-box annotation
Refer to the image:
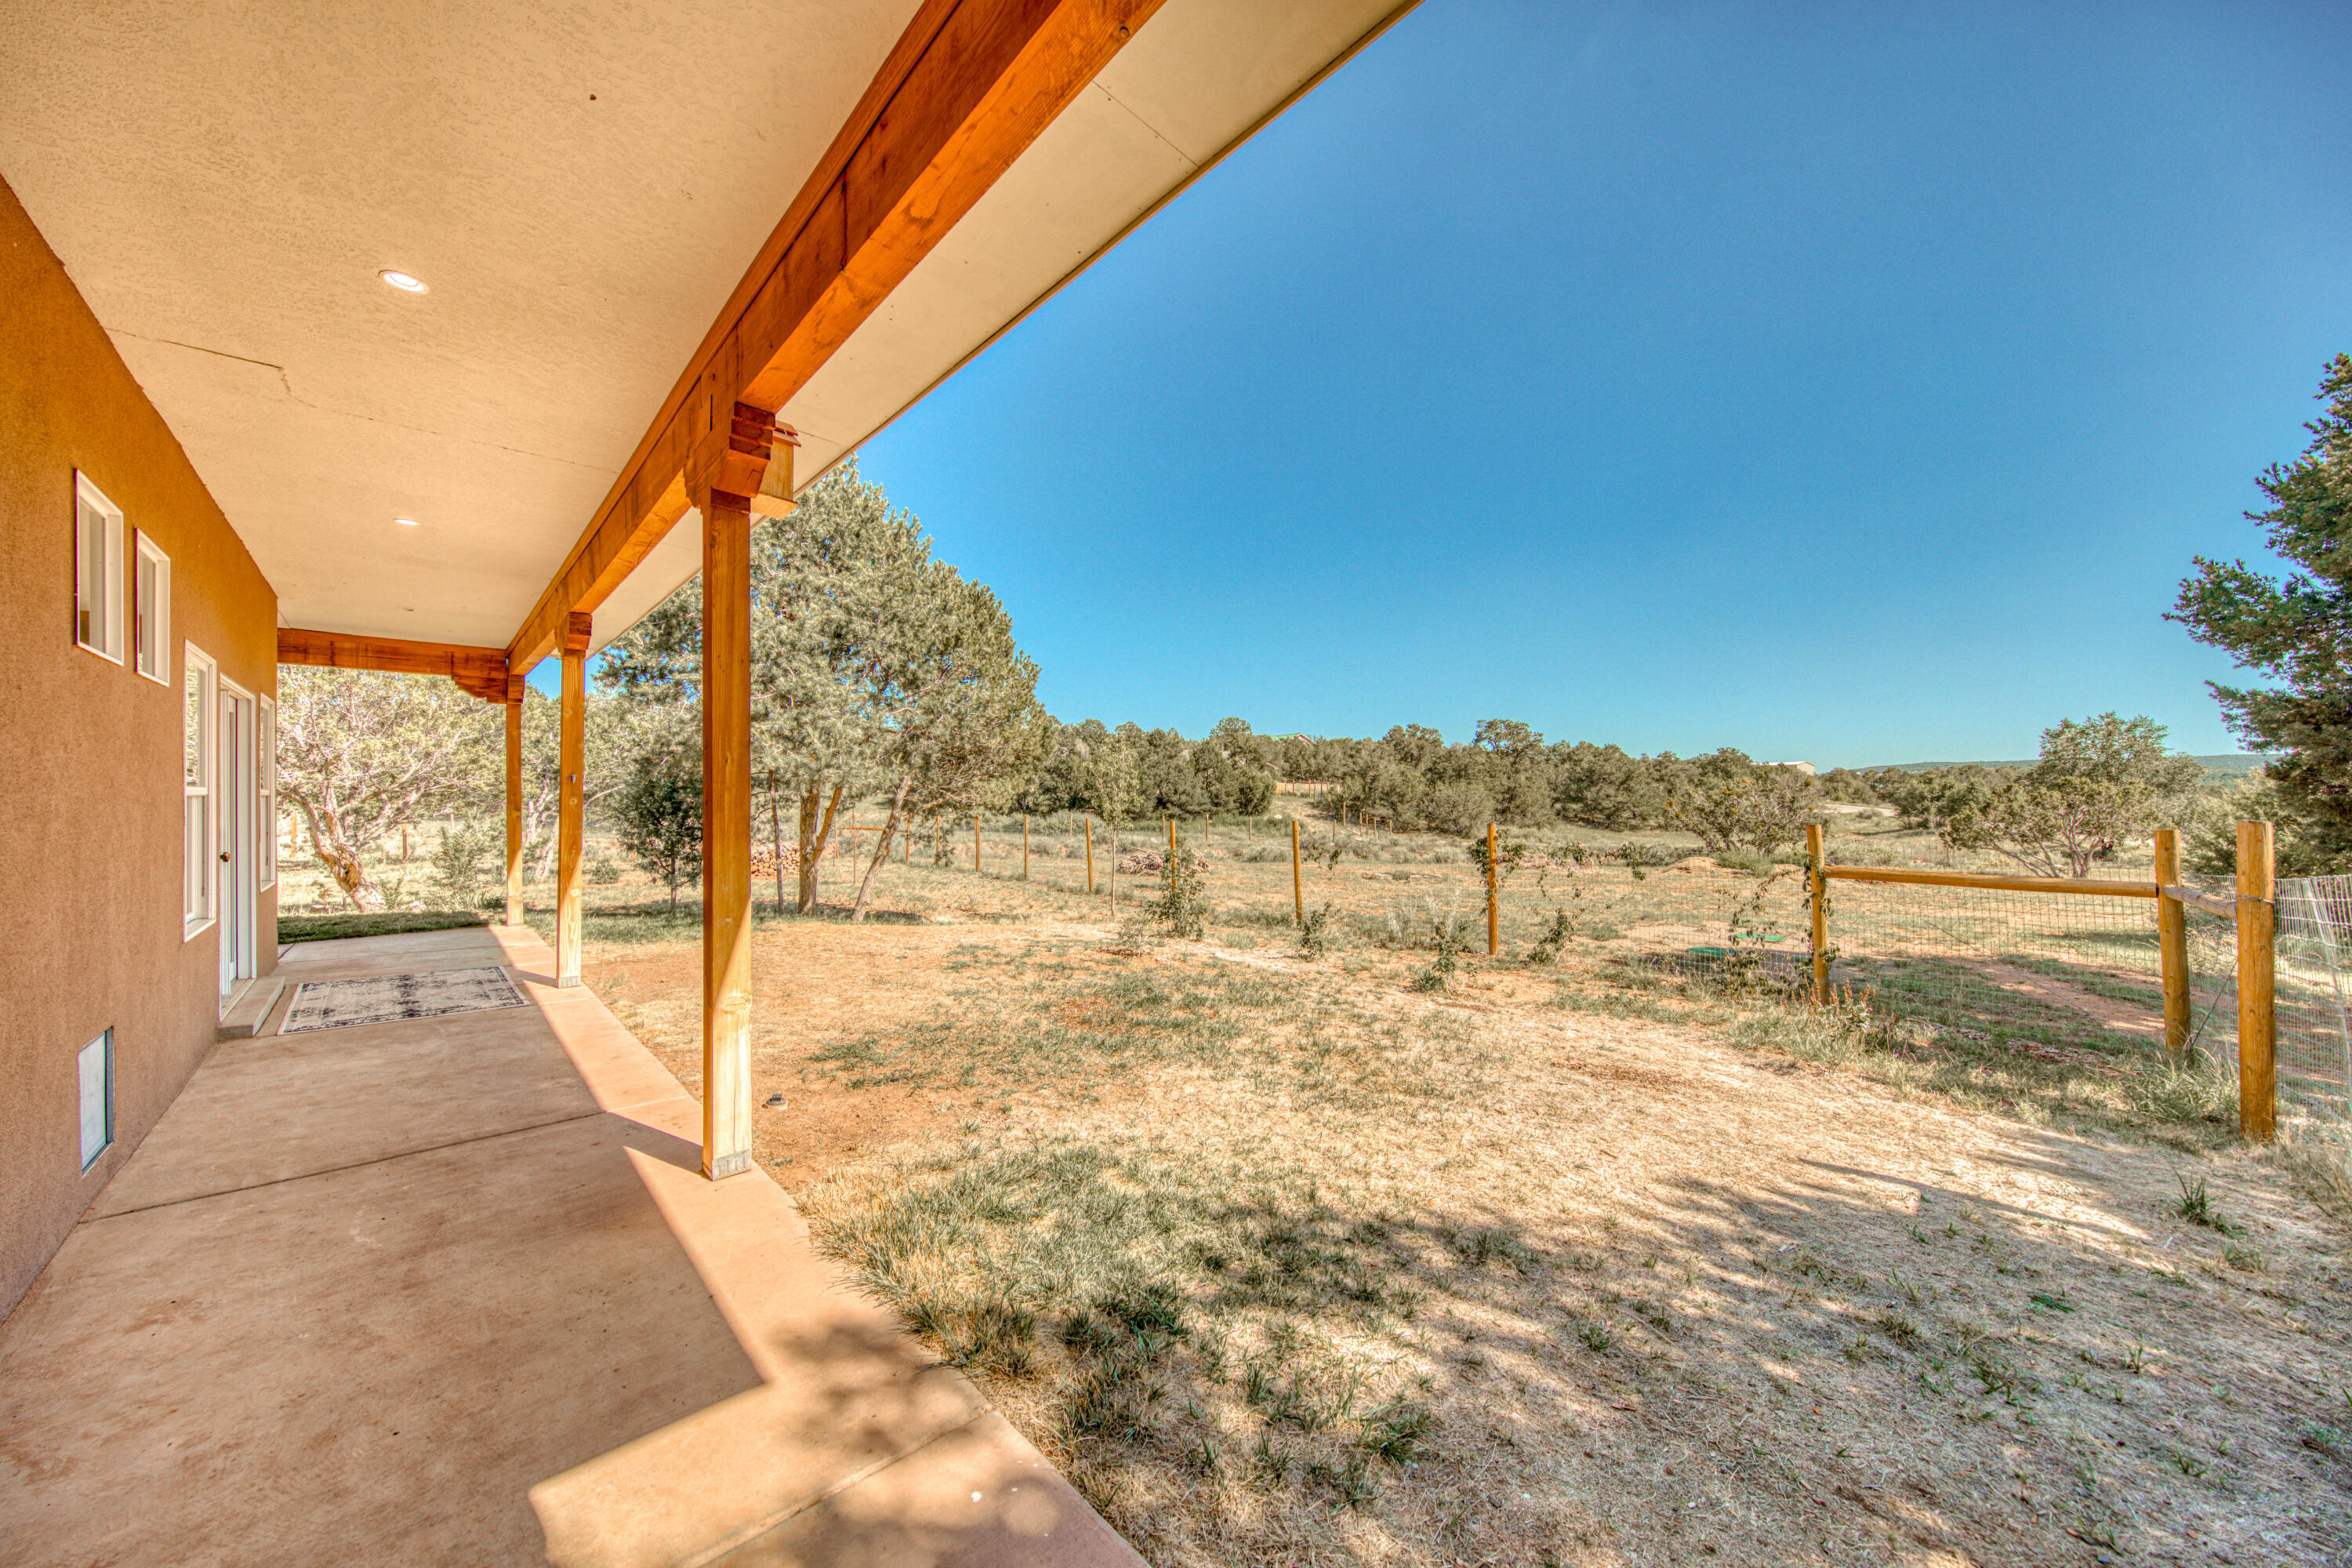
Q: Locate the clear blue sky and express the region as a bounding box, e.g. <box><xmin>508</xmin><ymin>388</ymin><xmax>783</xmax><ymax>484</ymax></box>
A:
<box><xmin>589</xmin><ymin>1</ymin><xmax>2352</xmax><ymax>768</ymax></box>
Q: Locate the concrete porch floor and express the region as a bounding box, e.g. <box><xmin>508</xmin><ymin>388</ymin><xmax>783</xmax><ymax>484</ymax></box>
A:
<box><xmin>0</xmin><ymin>926</ymin><xmax>1142</xmax><ymax>1568</ymax></box>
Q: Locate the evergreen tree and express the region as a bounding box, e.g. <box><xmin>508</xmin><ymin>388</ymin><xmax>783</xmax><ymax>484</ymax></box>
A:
<box><xmin>2172</xmin><ymin>354</ymin><xmax>2352</xmax><ymax>870</ymax></box>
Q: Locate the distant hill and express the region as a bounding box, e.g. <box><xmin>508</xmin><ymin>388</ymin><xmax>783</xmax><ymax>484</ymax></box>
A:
<box><xmin>1860</xmin><ymin>754</ymin><xmax>2275</xmax><ymax>782</ymax></box>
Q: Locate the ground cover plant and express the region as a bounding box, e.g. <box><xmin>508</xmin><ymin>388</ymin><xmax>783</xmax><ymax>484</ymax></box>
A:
<box><xmin>554</xmin><ymin>801</ymin><xmax>2352</xmax><ymax>1566</ymax></box>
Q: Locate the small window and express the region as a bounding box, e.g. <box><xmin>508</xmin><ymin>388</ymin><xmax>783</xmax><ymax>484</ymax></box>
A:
<box><xmin>258</xmin><ymin>694</ymin><xmax>277</xmax><ymax>889</ymax></box>
<box><xmin>132</xmin><ymin>530</ymin><xmax>171</xmax><ymax>684</ymax></box>
<box><xmin>79</xmin><ymin>1030</ymin><xmax>114</xmax><ymax>1171</ymax></box>
<box><xmin>184</xmin><ymin>644</ymin><xmax>216</xmax><ymax>935</ymax></box>
<box><xmin>74</xmin><ymin>474</ymin><xmax>125</xmax><ymax>664</ymax></box>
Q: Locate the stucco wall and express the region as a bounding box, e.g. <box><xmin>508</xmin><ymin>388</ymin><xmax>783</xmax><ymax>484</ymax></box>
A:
<box><xmin>0</xmin><ymin>174</ymin><xmax>278</xmax><ymax>1319</ymax></box>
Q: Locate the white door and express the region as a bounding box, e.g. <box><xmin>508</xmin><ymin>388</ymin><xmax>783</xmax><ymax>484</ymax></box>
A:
<box><xmin>217</xmin><ymin>683</ymin><xmax>253</xmax><ymax>1000</ymax></box>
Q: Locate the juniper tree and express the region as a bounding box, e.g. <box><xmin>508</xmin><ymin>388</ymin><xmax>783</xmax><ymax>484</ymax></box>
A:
<box><xmin>1945</xmin><ymin>713</ymin><xmax>2198</xmax><ymax>877</ymax></box>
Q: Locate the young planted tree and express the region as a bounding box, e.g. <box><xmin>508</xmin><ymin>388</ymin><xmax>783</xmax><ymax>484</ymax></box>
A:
<box><xmin>613</xmin><ymin>751</ymin><xmax>703</xmax><ymax>911</ymax></box>
<box><xmin>2172</xmin><ymin>354</ymin><xmax>2352</xmax><ymax>872</ymax></box>
<box><xmin>274</xmin><ymin>666</ymin><xmax>499</xmax><ymax>910</ymax></box>
<box><xmin>1152</xmin><ymin>826</ymin><xmax>1207</xmax><ymax>938</ymax></box>
<box><xmin>1086</xmin><ymin>735</ymin><xmax>1146</xmax><ymax>918</ymax></box>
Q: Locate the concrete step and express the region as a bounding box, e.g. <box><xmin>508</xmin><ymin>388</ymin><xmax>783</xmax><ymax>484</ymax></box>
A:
<box><xmin>216</xmin><ymin>975</ymin><xmax>287</xmax><ymax>1040</ymax></box>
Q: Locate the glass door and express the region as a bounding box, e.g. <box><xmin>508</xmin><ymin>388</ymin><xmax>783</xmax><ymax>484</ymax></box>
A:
<box><xmin>217</xmin><ymin>684</ymin><xmax>253</xmax><ymax>1002</ymax></box>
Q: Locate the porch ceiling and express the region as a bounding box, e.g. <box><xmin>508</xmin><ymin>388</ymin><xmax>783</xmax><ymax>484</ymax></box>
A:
<box><xmin>0</xmin><ymin>0</ymin><xmax>1408</xmax><ymax>656</ymax></box>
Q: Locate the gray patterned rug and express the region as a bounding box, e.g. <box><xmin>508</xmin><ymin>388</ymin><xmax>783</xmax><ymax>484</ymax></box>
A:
<box><xmin>280</xmin><ymin>967</ymin><xmax>525</xmax><ymax>1034</ymax></box>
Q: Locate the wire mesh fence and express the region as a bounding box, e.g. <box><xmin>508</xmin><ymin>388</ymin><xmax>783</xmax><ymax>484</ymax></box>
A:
<box><xmin>1821</xmin><ymin>878</ymin><xmax>2166</xmax><ymax>1056</ymax></box>
<box><xmin>2275</xmin><ymin>875</ymin><xmax>2352</xmax><ymax>1184</ymax></box>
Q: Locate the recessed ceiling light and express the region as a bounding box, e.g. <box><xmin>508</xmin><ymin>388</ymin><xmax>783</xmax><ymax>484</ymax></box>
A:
<box><xmin>395</xmin><ymin>517</ymin><xmax>420</xmax><ymax>527</ymax></box>
<box><xmin>379</xmin><ymin>270</ymin><xmax>427</xmax><ymax>292</ymax></box>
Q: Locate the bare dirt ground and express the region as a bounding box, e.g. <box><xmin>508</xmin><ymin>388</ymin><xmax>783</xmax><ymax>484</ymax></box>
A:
<box><xmin>572</xmin><ymin>839</ymin><xmax>2352</xmax><ymax>1568</ymax></box>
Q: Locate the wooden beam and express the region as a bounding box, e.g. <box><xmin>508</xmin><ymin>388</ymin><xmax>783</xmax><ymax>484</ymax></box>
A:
<box><xmin>555</xmin><ymin>612</ymin><xmax>590</xmax><ymax>988</ymax></box>
<box><xmin>506</xmin><ymin>0</ymin><xmax>1165</xmax><ymax>672</ymax></box>
<box><xmin>1820</xmin><ymin>865</ymin><xmax>2159</xmax><ymax>899</ymax></box>
<box><xmin>2160</xmin><ymin>884</ymin><xmax>2241</xmax><ymax>920</ymax></box>
<box><xmin>279</xmin><ymin>627</ymin><xmax>508</xmax><ymax>702</ymax></box>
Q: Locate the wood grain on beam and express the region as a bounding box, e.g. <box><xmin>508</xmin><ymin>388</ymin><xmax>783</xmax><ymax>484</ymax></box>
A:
<box><xmin>506</xmin><ymin>0</ymin><xmax>1163</xmax><ymax>671</ymax></box>
<box><xmin>279</xmin><ymin>627</ymin><xmax>509</xmax><ymax>702</ymax></box>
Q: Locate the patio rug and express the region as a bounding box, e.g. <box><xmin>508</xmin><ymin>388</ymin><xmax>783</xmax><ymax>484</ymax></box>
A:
<box><xmin>279</xmin><ymin>967</ymin><xmax>525</xmax><ymax>1034</ymax></box>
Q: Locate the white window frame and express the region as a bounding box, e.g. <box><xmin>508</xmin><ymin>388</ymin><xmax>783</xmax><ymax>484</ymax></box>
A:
<box><xmin>258</xmin><ymin>693</ymin><xmax>277</xmax><ymax>890</ymax></box>
<box><xmin>184</xmin><ymin>644</ymin><xmax>216</xmax><ymax>938</ymax></box>
<box><xmin>78</xmin><ymin>1029</ymin><xmax>114</xmax><ymax>1173</ymax></box>
<box><xmin>74</xmin><ymin>473</ymin><xmax>125</xmax><ymax>665</ymax></box>
<box><xmin>132</xmin><ymin>529</ymin><xmax>171</xmax><ymax>685</ymax></box>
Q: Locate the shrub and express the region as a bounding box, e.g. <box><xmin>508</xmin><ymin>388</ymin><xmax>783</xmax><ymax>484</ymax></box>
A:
<box><xmin>615</xmin><ymin>755</ymin><xmax>704</xmax><ymax>911</ymax></box>
<box><xmin>1298</xmin><ymin>904</ymin><xmax>1335</xmax><ymax>959</ymax></box>
<box><xmin>427</xmin><ymin>821</ymin><xmax>498</xmax><ymax>911</ymax></box>
<box><xmin>1152</xmin><ymin>830</ymin><xmax>1207</xmax><ymax>938</ymax></box>
<box><xmin>1421</xmin><ymin>781</ymin><xmax>1497</xmax><ymax>837</ymax></box>
<box><xmin>1526</xmin><ymin>908</ymin><xmax>1574</xmax><ymax>965</ymax></box>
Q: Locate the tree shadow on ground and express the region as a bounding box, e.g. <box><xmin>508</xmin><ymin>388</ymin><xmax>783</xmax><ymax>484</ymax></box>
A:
<box><xmin>804</xmin><ymin>1124</ymin><xmax>2352</xmax><ymax>1568</ymax></box>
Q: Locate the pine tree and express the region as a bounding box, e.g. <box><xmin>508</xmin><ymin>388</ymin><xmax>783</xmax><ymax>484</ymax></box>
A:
<box><xmin>2172</xmin><ymin>354</ymin><xmax>2352</xmax><ymax>869</ymax></box>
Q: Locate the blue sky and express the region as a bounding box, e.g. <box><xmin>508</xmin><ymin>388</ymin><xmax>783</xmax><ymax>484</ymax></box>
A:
<box><xmin>584</xmin><ymin>1</ymin><xmax>2352</xmax><ymax>768</ymax></box>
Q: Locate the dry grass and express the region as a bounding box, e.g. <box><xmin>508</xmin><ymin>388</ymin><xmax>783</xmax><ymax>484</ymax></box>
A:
<box><xmin>564</xmin><ymin>817</ymin><xmax>2352</xmax><ymax>1566</ymax></box>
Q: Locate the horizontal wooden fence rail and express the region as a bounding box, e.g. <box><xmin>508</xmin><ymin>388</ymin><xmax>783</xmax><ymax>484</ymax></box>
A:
<box><xmin>1820</xmin><ymin>865</ymin><xmax>2158</xmax><ymax>898</ymax></box>
<box><xmin>1809</xmin><ymin>823</ymin><xmax>2278</xmax><ymax>1142</ymax></box>
<box><xmin>2159</xmin><ymin>884</ymin><xmax>2244</xmax><ymax>920</ymax></box>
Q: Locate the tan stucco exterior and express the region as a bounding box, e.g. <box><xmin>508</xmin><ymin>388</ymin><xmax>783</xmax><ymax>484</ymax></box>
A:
<box><xmin>0</xmin><ymin>174</ymin><xmax>278</xmax><ymax>1319</ymax></box>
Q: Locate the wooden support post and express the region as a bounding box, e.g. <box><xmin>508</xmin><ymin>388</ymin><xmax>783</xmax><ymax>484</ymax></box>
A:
<box><xmin>1486</xmin><ymin>822</ymin><xmax>1499</xmax><ymax>956</ymax></box>
<box><xmin>504</xmin><ymin>677</ymin><xmax>524</xmax><ymax>926</ymax></box>
<box><xmin>1084</xmin><ymin>818</ymin><xmax>1094</xmax><ymax>895</ymax></box>
<box><xmin>1291</xmin><ymin>818</ymin><xmax>1304</xmax><ymax>927</ymax></box>
<box><xmin>696</xmin><ymin>402</ymin><xmax>771</xmax><ymax>1184</ymax></box>
<box><xmin>555</xmin><ymin>612</ymin><xmax>590</xmax><ymax>988</ymax></box>
<box><xmin>1806</xmin><ymin>822</ymin><xmax>1828</xmax><ymax>1006</ymax></box>
<box><xmin>2155</xmin><ymin>827</ymin><xmax>2190</xmax><ymax>1064</ymax></box>
<box><xmin>2237</xmin><ymin>818</ymin><xmax>2277</xmax><ymax>1142</ymax></box>
<box><xmin>1167</xmin><ymin>816</ymin><xmax>1178</xmax><ymax>862</ymax></box>
<box><xmin>700</xmin><ymin>488</ymin><xmax>757</xmax><ymax>1181</ymax></box>
<box><xmin>1022</xmin><ymin>815</ymin><xmax>1029</xmax><ymax>880</ymax></box>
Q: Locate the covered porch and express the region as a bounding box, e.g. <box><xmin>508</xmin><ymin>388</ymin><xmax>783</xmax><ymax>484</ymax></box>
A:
<box><xmin>0</xmin><ymin>926</ymin><xmax>1136</xmax><ymax>1566</ymax></box>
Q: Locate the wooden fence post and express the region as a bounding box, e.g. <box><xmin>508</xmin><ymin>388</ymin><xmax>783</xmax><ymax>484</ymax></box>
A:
<box><xmin>1167</xmin><ymin>816</ymin><xmax>1177</xmax><ymax>862</ymax></box>
<box><xmin>1084</xmin><ymin>818</ymin><xmax>1094</xmax><ymax>895</ymax></box>
<box><xmin>1290</xmin><ymin>817</ymin><xmax>1304</xmax><ymax>927</ymax></box>
<box><xmin>1486</xmin><ymin>822</ymin><xmax>1499</xmax><ymax>956</ymax></box>
<box><xmin>2237</xmin><ymin>819</ymin><xmax>2277</xmax><ymax>1142</ymax></box>
<box><xmin>974</xmin><ymin>812</ymin><xmax>982</xmax><ymax>874</ymax></box>
<box><xmin>2154</xmin><ymin>826</ymin><xmax>2190</xmax><ymax>1064</ymax></box>
<box><xmin>1806</xmin><ymin>822</ymin><xmax>1828</xmax><ymax>1006</ymax></box>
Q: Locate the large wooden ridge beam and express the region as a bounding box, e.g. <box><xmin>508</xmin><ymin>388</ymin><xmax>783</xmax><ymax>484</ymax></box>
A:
<box><xmin>506</xmin><ymin>0</ymin><xmax>1166</xmax><ymax>672</ymax></box>
<box><xmin>279</xmin><ymin>627</ymin><xmax>508</xmax><ymax>702</ymax></box>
